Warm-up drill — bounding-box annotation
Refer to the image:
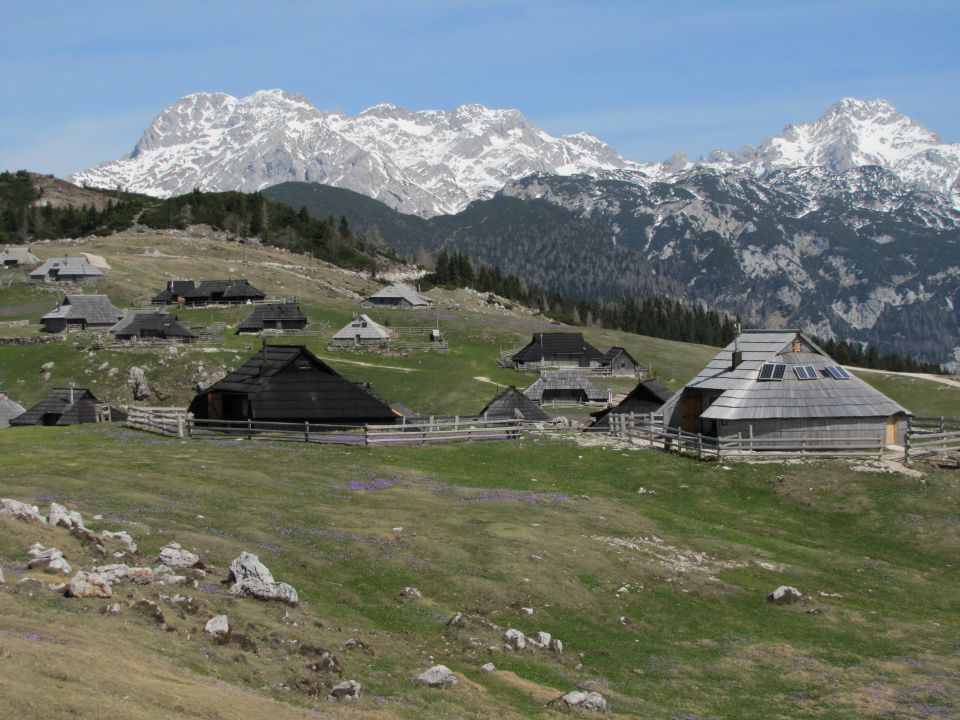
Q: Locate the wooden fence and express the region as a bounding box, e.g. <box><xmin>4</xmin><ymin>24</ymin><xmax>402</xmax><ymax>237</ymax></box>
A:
<box><xmin>609</xmin><ymin>413</ymin><xmax>886</xmax><ymax>460</ymax></box>
<box><xmin>126</xmin><ymin>407</ymin><xmax>527</xmax><ymax>446</ymax></box>
<box><xmin>904</xmin><ymin>416</ymin><xmax>960</xmax><ymax>463</ymax></box>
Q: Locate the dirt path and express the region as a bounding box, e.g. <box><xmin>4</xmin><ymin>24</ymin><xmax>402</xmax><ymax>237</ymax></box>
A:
<box><xmin>472</xmin><ymin>375</ymin><xmax>499</xmax><ymax>385</ymax></box>
<box><xmin>850</xmin><ymin>366</ymin><xmax>960</xmax><ymax>389</ymax></box>
<box><xmin>318</xmin><ymin>356</ymin><xmax>418</xmax><ymax>373</ymax></box>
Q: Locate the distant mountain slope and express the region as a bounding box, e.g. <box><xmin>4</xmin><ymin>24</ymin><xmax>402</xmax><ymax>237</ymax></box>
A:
<box><xmin>71</xmin><ymin>90</ymin><xmax>639</xmax><ymax>217</ymax></box>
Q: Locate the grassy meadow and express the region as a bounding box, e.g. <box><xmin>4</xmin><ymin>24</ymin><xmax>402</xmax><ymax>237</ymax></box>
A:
<box><xmin>1</xmin><ymin>228</ymin><xmax>959</xmax><ymax>718</ymax></box>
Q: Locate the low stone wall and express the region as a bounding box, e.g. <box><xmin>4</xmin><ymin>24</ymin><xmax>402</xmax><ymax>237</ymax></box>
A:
<box><xmin>0</xmin><ymin>334</ymin><xmax>65</xmax><ymax>346</ymax></box>
<box><xmin>0</xmin><ymin>319</ymin><xmax>31</xmax><ymax>330</ymax></box>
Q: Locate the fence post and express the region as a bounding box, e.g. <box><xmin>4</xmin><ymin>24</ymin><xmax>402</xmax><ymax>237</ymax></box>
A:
<box><xmin>904</xmin><ymin>416</ymin><xmax>912</xmax><ymax>464</ymax></box>
<box><xmin>247</xmin><ymin>418</ymin><xmax>253</xmax><ymax>440</ymax></box>
<box><xmin>177</xmin><ymin>415</ymin><xmax>184</xmax><ymax>439</ymax></box>
<box><xmin>941</xmin><ymin>416</ymin><xmax>947</xmax><ymax>453</ymax></box>
<box><xmin>305</xmin><ymin>420</ymin><xmax>309</xmax><ymax>443</ymax></box>
<box><xmin>697</xmin><ymin>433</ymin><xmax>702</xmax><ymax>461</ymax></box>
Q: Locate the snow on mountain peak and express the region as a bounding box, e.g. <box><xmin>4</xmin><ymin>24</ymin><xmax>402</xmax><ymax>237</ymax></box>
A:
<box><xmin>71</xmin><ymin>91</ymin><xmax>641</xmax><ymax>216</ymax></box>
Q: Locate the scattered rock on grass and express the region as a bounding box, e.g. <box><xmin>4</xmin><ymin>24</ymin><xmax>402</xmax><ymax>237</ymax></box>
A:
<box><xmin>1</xmin><ymin>499</ymin><xmax>45</xmax><ymax>523</ymax></box>
<box><xmin>327</xmin><ymin>679</ymin><xmax>361</xmax><ymax>700</ymax></box>
<box><xmin>561</xmin><ymin>690</ymin><xmax>607</xmax><ymax>711</ymax></box>
<box><xmin>767</xmin><ymin>586</ymin><xmax>802</xmax><ymax>605</ymax></box>
<box><xmin>417</xmin><ymin>664</ymin><xmax>458</xmax><ymax>687</ymax></box>
<box><xmin>505</xmin><ymin>629</ymin><xmax>526</xmax><ymax>650</ymax></box>
<box><xmin>67</xmin><ymin>571</ymin><xmax>112</xmax><ymax>599</ymax></box>
<box><xmin>227</xmin><ymin>551</ymin><xmax>298</xmax><ymax>605</ymax></box>
<box><xmin>48</xmin><ymin>502</ymin><xmax>87</xmax><ymax>531</ymax></box>
<box><xmin>204</xmin><ymin>614</ymin><xmax>231</xmax><ymax>644</ymax></box>
<box><xmin>101</xmin><ymin>530</ymin><xmax>137</xmax><ymax>555</ymax></box>
<box><xmin>159</xmin><ymin>542</ymin><xmax>200</xmax><ymax>568</ymax></box>
<box><xmin>401</xmin><ymin>586</ymin><xmax>423</xmax><ymax>600</ymax></box>
<box><xmin>481</xmin><ymin>662</ymin><xmax>496</xmax><ymax>672</ymax></box>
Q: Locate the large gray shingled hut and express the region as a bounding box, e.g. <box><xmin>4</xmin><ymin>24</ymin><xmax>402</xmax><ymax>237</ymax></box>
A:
<box><xmin>659</xmin><ymin>329</ymin><xmax>911</xmax><ymax>446</ymax></box>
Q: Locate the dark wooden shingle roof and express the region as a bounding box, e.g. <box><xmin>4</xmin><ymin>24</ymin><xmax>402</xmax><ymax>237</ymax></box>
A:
<box><xmin>152</xmin><ymin>280</ymin><xmax>196</xmax><ymax>303</ymax></box>
<box><xmin>237</xmin><ymin>303</ymin><xmax>307</xmax><ymax>332</ymax></box>
<box><xmin>111</xmin><ymin>312</ymin><xmax>196</xmax><ymax>339</ymax></box>
<box><xmin>184</xmin><ymin>279</ymin><xmax>265</xmax><ymax>302</ymax></box>
<box><xmin>190</xmin><ymin>345</ymin><xmax>398</xmax><ymax>423</ymax></box>
<box><xmin>512</xmin><ymin>333</ymin><xmax>603</xmax><ymax>364</ymax></box>
<box><xmin>479</xmin><ymin>386</ymin><xmax>552</xmax><ymax>421</ymax></box>
<box><xmin>9</xmin><ymin>388</ymin><xmax>125</xmax><ymax>426</ymax></box>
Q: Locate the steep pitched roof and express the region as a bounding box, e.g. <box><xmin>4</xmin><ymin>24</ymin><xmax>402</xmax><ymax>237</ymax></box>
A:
<box><xmin>0</xmin><ymin>392</ymin><xmax>26</xmax><ymax>428</ymax></box>
<box><xmin>364</xmin><ymin>283</ymin><xmax>432</xmax><ymax>306</ymax></box>
<box><xmin>330</xmin><ymin>314</ymin><xmax>391</xmax><ymax>342</ymax></box>
<box><xmin>184</xmin><ymin>279</ymin><xmax>265</xmax><ymax>301</ymax></box>
<box><xmin>590</xmin><ymin>379</ymin><xmax>674</xmax><ymax>428</ymax></box>
<box><xmin>152</xmin><ymin>280</ymin><xmax>196</xmax><ymax>303</ymax></box>
<box><xmin>673</xmin><ymin>329</ymin><xmax>910</xmax><ymax>421</ymax></box>
<box><xmin>190</xmin><ymin>345</ymin><xmax>398</xmax><ymax>422</ymax></box>
<box><xmin>9</xmin><ymin>388</ymin><xmax>125</xmax><ymax>426</ymax></box>
<box><xmin>522</xmin><ymin>371</ymin><xmax>607</xmax><ymax>402</ymax></box>
<box><xmin>0</xmin><ymin>246</ymin><xmax>40</xmax><ymax>266</ymax></box>
<box><xmin>42</xmin><ymin>295</ymin><xmax>124</xmax><ymax>325</ymax></box>
<box><xmin>237</xmin><ymin>303</ymin><xmax>308</xmax><ymax>332</ymax></box>
<box><xmin>111</xmin><ymin>312</ymin><xmax>196</xmax><ymax>339</ymax></box>
<box><xmin>479</xmin><ymin>386</ymin><xmax>552</xmax><ymax>421</ymax></box>
<box><xmin>600</xmin><ymin>346</ymin><xmax>638</xmax><ymax>367</ymax></box>
<box><xmin>30</xmin><ymin>257</ymin><xmax>103</xmax><ymax>279</ymax></box>
<box><xmin>512</xmin><ymin>333</ymin><xmax>604</xmax><ymax>364</ymax></box>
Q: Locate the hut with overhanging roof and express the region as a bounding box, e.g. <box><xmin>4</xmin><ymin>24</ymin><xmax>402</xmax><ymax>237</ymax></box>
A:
<box><xmin>523</xmin><ymin>371</ymin><xmax>608</xmax><ymax>405</ymax></box>
<box><xmin>658</xmin><ymin>329</ymin><xmax>911</xmax><ymax>446</ymax></box>
<box><xmin>589</xmin><ymin>378</ymin><xmax>674</xmax><ymax>431</ymax></box>
<box><xmin>41</xmin><ymin>295</ymin><xmax>124</xmax><ymax>333</ymax></box>
<box><xmin>479</xmin><ymin>386</ymin><xmax>552</xmax><ymax>421</ymax></box>
<box><xmin>187</xmin><ymin>344</ymin><xmax>399</xmax><ymax>425</ymax></box>
<box><xmin>110</xmin><ymin>312</ymin><xmax>196</xmax><ymax>342</ymax></box>
<box><xmin>10</xmin><ymin>387</ymin><xmax>125</xmax><ymax>426</ymax></box>
<box><xmin>237</xmin><ymin>303</ymin><xmax>308</xmax><ymax>334</ymax></box>
<box><xmin>361</xmin><ymin>283</ymin><xmax>433</xmax><ymax>310</ymax></box>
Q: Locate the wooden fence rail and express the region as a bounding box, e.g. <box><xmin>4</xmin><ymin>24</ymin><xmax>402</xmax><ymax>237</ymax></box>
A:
<box><xmin>904</xmin><ymin>415</ymin><xmax>960</xmax><ymax>463</ymax></box>
<box><xmin>610</xmin><ymin>413</ymin><xmax>885</xmax><ymax>460</ymax></box>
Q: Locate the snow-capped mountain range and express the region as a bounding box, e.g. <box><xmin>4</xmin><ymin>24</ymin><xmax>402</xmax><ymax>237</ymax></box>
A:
<box><xmin>72</xmin><ymin>91</ymin><xmax>960</xmax><ymax>217</ymax></box>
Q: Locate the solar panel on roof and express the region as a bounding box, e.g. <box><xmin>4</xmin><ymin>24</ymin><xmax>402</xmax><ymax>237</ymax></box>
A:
<box><xmin>758</xmin><ymin>363</ymin><xmax>786</xmax><ymax>381</ymax></box>
<box><xmin>825</xmin><ymin>365</ymin><xmax>851</xmax><ymax>379</ymax></box>
<box><xmin>793</xmin><ymin>365</ymin><xmax>818</xmax><ymax>380</ymax></box>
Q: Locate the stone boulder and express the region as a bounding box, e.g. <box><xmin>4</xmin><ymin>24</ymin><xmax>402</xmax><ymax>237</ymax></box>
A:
<box><xmin>505</xmin><ymin>629</ymin><xmax>526</xmax><ymax>650</ymax></box>
<box><xmin>417</xmin><ymin>665</ymin><xmax>458</xmax><ymax>687</ymax></box>
<box><xmin>1</xmin><ymin>499</ymin><xmax>45</xmax><ymax>523</ymax></box>
<box><xmin>561</xmin><ymin>691</ymin><xmax>607</xmax><ymax>711</ymax></box>
<box><xmin>48</xmin><ymin>502</ymin><xmax>87</xmax><ymax>531</ymax></box>
<box><xmin>481</xmin><ymin>662</ymin><xmax>496</xmax><ymax>672</ymax></box>
<box><xmin>95</xmin><ymin>564</ymin><xmax>154</xmax><ymax>585</ymax></box>
<box><xmin>327</xmin><ymin>679</ymin><xmax>362</xmax><ymax>700</ymax></box>
<box><xmin>159</xmin><ymin>542</ymin><xmax>200</xmax><ymax>568</ymax></box>
<box><xmin>127</xmin><ymin>366</ymin><xmax>151</xmax><ymax>401</ymax></box>
<box><xmin>401</xmin><ymin>586</ymin><xmax>423</xmax><ymax>600</ymax></box>
<box><xmin>227</xmin><ymin>551</ymin><xmax>298</xmax><ymax>605</ymax></box>
<box><xmin>204</xmin><ymin>614</ymin><xmax>231</xmax><ymax>644</ymax></box>
<box><xmin>48</xmin><ymin>557</ymin><xmax>72</xmax><ymax>575</ymax></box>
<box><xmin>68</xmin><ymin>571</ymin><xmax>112</xmax><ymax>599</ymax></box>
<box><xmin>767</xmin><ymin>586</ymin><xmax>802</xmax><ymax>605</ymax></box>
<box><xmin>101</xmin><ymin>530</ymin><xmax>138</xmax><ymax>555</ymax></box>
<box><xmin>0</xmin><ymin>568</ymin><xmax>5</xmax><ymax>584</ymax></box>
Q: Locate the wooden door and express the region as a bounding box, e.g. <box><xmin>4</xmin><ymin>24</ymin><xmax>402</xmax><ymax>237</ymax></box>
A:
<box><xmin>886</xmin><ymin>415</ymin><xmax>897</xmax><ymax>445</ymax></box>
<box><xmin>681</xmin><ymin>394</ymin><xmax>700</xmax><ymax>433</ymax></box>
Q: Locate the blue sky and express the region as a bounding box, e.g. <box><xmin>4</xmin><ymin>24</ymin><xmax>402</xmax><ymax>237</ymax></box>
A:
<box><xmin>3</xmin><ymin>0</ymin><xmax>958</xmax><ymax>177</ymax></box>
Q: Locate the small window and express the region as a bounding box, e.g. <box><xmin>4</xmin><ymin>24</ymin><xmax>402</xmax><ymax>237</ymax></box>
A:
<box><xmin>825</xmin><ymin>365</ymin><xmax>851</xmax><ymax>379</ymax></box>
<box><xmin>793</xmin><ymin>365</ymin><xmax>818</xmax><ymax>380</ymax></box>
<box><xmin>792</xmin><ymin>340</ymin><xmax>803</xmax><ymax>353</ymax></box>
<box><xmin>298</xmin><ymin>361</ymin><xmax>312</xmax><ymax>370</ymax></box>
<box><xmin>759</xmin><ymin>363</ymin><xmax>787</xmax><ymax>381</ymax></box>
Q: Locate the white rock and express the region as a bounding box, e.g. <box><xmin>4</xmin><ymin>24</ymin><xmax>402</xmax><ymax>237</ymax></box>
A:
<box><xmin>417</xmin><ymin>664</ymin><xmax>458</xmax><ymax>687</ymax></box>
<box><xmin>47</xmin><ymin>557</ymin><xmax>72</xmax><ymax>575</ymax></box>
<box><xmin>68</xmin><ymin>571</ymin><xmax>112</xmax><ymax>599</ymax></box>
<box><xmin>327</xmin><ymin>679</ymin><xmax>362</xmax><ymax>700</ymax></box>
<box><xmin>227</xmin><ymin>551</ymin><xmax>274</xmax><ymax>584</ymax></box>
<box><xmin>101</xmin><ymin>530</ymin><xmax>137</xmax><ymax>554</ymax></box>
<box><xmin>562</xmin><ymin>691</ymin><xmax>607</xmax><ymax>711</ymax></box>
<box><xmin>159</xmin><ymin>542</ymin><xmax>200</xmax><ymax>568</ymax></box>
<box><xmin>27</xmin><ymin>543</ymin><xmax>63</xmax><ymax>564</ymax></box>
<box><xmin>1</xmin><ymin>499</ymin><xmax>45</xmax><ymax>523</ymax></box>
<box><xmin>480</xmin><ymin>662</ymin><xmax>496</xmax><ymax>672</ymax></box>
<box><xmin>550</xmin><ymin>638</ymin><xmax>563</xmax><ymax>653</ymax></box>
<box><xmin>96</xmin><ymin>564</ymin><xmax>154</xmax><ymax>585</ymax></box>
<box><xmin>767</xmin><ymin>586</ymin><xmax>803</xmax><ymax>605</ymax></box>
<box><xmin>204</xmin><ymin>614</ymin><xmax>230</xmax><ymax>640</ymax></box>
<box><xmin>505</xmin><ymin>629</ymin><xmax>526</xmax><ymax>650</ymax></box>
<box><xmin>521</xmin><ymin>607</ymin><xmax>534</xmax><ymax>616</ymax></box>
<box><xmin>48</xmin><ymin>502</ymin><xmax>86</xmax><ymax>530</ymax></box>
<box><xmin>401</xmin><ymin>586</ymin><xmax>423</xmax><ymax>600</ymax></box>
<box><xmin>529</xmin><ymin>631</ymin><xmax>551</xmax><ymax>649</ymax></box>
<box><xmin>0</xmin><ymin>567</ymin><xmax>5</xmax><ymax>584</ymax></box>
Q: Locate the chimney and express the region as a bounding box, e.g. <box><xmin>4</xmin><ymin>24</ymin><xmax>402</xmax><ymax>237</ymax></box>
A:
<box><xmin>68</xmin><ymin>382</ymin><xmax>75</xmax><ymax>405</ymax></box>
<box><xmin>730</xmin><ymin>322</ymin><xmax>743</xmax><ymax>370</ymax></box>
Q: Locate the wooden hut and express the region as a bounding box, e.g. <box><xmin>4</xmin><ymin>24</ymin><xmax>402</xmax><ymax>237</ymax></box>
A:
<box><xmin>523</xmin><ymin>371</ymin><xmax>608</xmax><ymax>405</ymax></box>
<box><xmin>589</xmin><ymin>379</ymin><xmax>674</xmax><ymax>430</ymax></box>
<box><xmin>0</xmin><ymin>392</ymin><xmax>26</xmax><ymax>428</ymax></box>
<box><xmin>599</xmin><ymin>346</ymin><xmax>639</xmax><ymax>376</ymax></box>
<box><xmin>361</xmin><ymin>283</ymin><xmax>433</xmax><ymax>309</ymax></box>
<box><xmin>237</xmin><ymin>304</ymin><xmax>308</xmax><ymax>334</ymax></box>
<box><xmin>0</xmin><ymin>246</ymin><xmax>40</xmax><ymax>268</ymax></box>
<box><xmin>479</xmin><ymin>386</ymin><xmax>552</xmax><ymax>421</ymax></box>
<box><xmin>152</xmin><ymin>280</ymin><xmax>196</xmax><ymax>305</ymax></box>
<box><xmin>41</xmin><ymin>295</ymin><xmax>124</xmax><ymax>333</ymax></box>
<box><xmin>658</xmin><ymin>329</ymin><xmax>911</xmax><ymax>446</ymax></box>
<box><xmin>512</xmin><ymin>333</ymin><xmax>604</xmax><ymax>371</ymax></box>
<box><xmin>30</xmin><ymin>257</ymin><xmax>103</xmax><ymax>283</ymax></box>
<box><xmin>188</xmin><ymin>344</ymin><xmax>399</xmax><ymax>425</ymax></box>
<box><xmin>110</xmin><ymin>312</ymin><xmax>196</xmax><ymax>342</ymax></box>
<box><xmin>9</xmin><ymin>387</ymin><xmax>125</xmax><ymax>426</ymax></box>
<box><xmin>182</xmin><ymin>279</ymin><xmax>265</xmax><ymax>305</ymax></box>
<box><xmin>328</xmin><ymin>314</ymin><xmax>391</xmax><ymax>348</ymax></box>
